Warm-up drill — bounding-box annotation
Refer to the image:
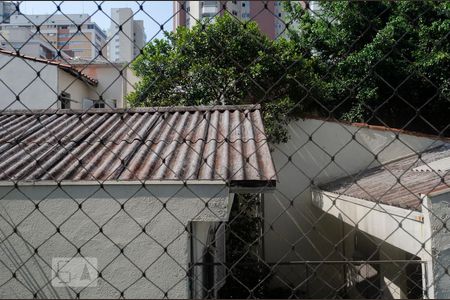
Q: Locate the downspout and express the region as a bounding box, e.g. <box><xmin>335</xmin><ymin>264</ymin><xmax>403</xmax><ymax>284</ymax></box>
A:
<box><xmin>188</xmin><ymin>222</ymin><xmax>194</xmax><ymax>299</ymax></box>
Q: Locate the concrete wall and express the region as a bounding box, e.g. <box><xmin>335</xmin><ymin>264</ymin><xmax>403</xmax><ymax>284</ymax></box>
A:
<box><xmin>58</xmin><ymin>70</ymin><xmax>96</xmax><ymax>109</ymax></box>
<box><xmin>428</xmin><ymin>191</ymin><xmax>450</xmax><ymax>299</ymax></box>
<box><xmin>0</xmin><ymin>55</ymin><xmax>58</xmax><ymax>110</ymax></box>
<box><xmin>73</xmin><ymin>63</ymin><xmax>137</xmax><ymax>108</ymax></box>
<box><xmin>265</xmin><ymin>118</ymin><xmax>442</xmax><ymax>296</ymax></box>
<box><xmin>312</xmin><ymin>191</ymin><xmax>428</xmax><ymax>258</ymax></box>
<box><xmin>314</xmin><ymin>191</ymin><xmax>428</xmax><ymax>298</ymax></box>
<box><xmin>0</xmin><ymin>183</ymin><xmax>230</xmax><ymax>298</ymax></box>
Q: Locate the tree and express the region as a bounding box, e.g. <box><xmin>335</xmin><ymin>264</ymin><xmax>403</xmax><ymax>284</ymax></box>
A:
<box><xmin>128</xmin><ymin>14</ymin><xmax>319</xmax><ymax>143</ymax></box>
<box><xmin>284</xmin><ymin>1</ymin><xmax>450</xmax><ymax>135</ymax></box>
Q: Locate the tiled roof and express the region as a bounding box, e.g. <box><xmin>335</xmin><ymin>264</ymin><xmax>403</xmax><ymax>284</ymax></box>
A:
<box><xmin>0</xmin><ymin>105</ymin><xmax>276</xmax><ymax>187</ymax></box>
<box><xmin>320</xmin><ymin>144</ymin><xmax>450</xmax><ymax>211</ymax></box>
<box><xmin>0</xmin><ymin>49</ymin><xmax>98</xmax><ymax>86</ymax></box>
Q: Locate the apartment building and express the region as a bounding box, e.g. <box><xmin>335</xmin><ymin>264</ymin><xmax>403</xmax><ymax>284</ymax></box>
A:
<box><xmin>173</xmin><ymin>1</ymin><xmax>288</xmax><ymax>39</ymax></box>
<box><xmin>1</xmin><ymin>14</ymin><xmax>107</xmax><ymax>60</ymax></box>
<box><xmin>0</xmin><ymin>26</ymin><xmax>57</xmax><ymax>59</ymax></box>
<box><xmin>107</xmin><ymin>8</ymin><xmax>146</xmax><ymax>62</ymax></box>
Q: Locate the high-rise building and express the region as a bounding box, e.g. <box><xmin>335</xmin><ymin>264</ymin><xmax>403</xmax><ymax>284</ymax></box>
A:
<box><xmin>0</xmin><ymin>1</ymin><xmax>18</xmax><ymax>24</ymax></box>
<box><xmin>1</xmin><ymin>14</ymin><xmax>107</xmax><ymax>60</ymax></box>
<box><xmin>0</xmin><ymin>27</ymin><xmax>57</xmax><ymax>59</ymax></box>
<box><xmin>107</xmin><ymin>8</ymin><xmax>146</xmax><ymax>63</ymax></box>
<box><xmin>173</xmin><ymin>1</ymin><xmax>288</xmax><ymax>39</ymax></box>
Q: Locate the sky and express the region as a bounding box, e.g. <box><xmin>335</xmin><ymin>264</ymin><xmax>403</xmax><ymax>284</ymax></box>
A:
<box><xmin>18</xmin><ymin>1</ymin><xmax>173</xmax><ymax>41</ymax></box>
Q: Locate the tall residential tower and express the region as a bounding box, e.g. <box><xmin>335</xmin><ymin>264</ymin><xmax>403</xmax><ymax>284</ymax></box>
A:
<box><xmin>173</xmin><ymin>1</ymin><xmax>288</xmax><ymax>39</ymax></box>
<box><xmin>107</xmin><ymin>8</ymin><xmax>146</xmax><ymax>63</ymax></box>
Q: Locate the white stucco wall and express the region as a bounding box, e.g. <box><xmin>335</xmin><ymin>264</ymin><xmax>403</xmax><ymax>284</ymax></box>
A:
<box><xmin>57</xmin><ymin>70</ymin><xmax>96</xmax><ymax>109</ymax></box>
<box><xmin>0</xmin><ymin>182</ymin><xmax>230</xmax><ymax>299</ymax></box>
<box><xmin>312</xmin><ymin>191</ymin><xmax>428</xmax><ymax>258</ymax></box>
<box><xmin>0</xmin><ymin>55</ymin><xmax>58</xmax><ymax>110</ymax></box>
<box><xmin>428</xmin><ymin>191</ymin><xmax>450</xmax><ymax>299</ymax></box>
<box><xmin>265</xmin><ymin>118</ymin><xmax>442</xmax><ymax>296</ymax></box>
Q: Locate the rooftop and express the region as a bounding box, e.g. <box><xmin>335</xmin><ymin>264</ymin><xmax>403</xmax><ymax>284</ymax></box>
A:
<box><xmin>0</xmin><ymin>48</ymin><xmax>98</xmax><ymax>86</ymax></box>
<box><xmin>320</xmin><ymin>144</ymin><xmax>450</xmax><ymax>211</ymax></box>
<box><xmin>0</xmin><ymin>105</ymin><xmax>276</xmax><ymax>188</ymax></box>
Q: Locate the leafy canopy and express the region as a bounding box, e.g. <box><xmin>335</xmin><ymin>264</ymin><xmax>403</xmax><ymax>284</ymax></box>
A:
<box><xmin>284</xmin><ymin>0</ymin><xmax>450</xmax><ymax>135</ymax></box>
<box><xmin>128</xmin><ymin>14</ymin><xmax>318</xmax><ymax>143</ymax></box>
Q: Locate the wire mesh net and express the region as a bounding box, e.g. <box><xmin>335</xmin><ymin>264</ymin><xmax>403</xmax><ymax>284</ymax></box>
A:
<box><xmin>0</xmin><ymin>0</ymin><xmax>449</xmax><ymax>299</ymax></box>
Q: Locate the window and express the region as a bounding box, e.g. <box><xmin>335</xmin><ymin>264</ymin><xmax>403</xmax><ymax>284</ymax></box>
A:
<box><xmin>83</xmin><ymin>99</ymin><xmax>116</xmax><ymax>109</ymax></box>
<box><xmin>87</xmin><ymin>24</ymin><xmax>94</xmax><ymax>29</ymax></box>
<box><xmin>59</xmin><ymin>92</ymin><xmax>72</xmax><ymax>109</ymax></box>
<box><xmin>242</xmin><ymin>2</ymin><xmax>246</xmax><ymax>7</ymax></box>
<box><xmin>60</xmin><ymin>25</ymin><xmax>68</xmax><ymax>29</ymax></box>
<box><xmin>94</xmin><ymin>101</ymin><xmax>105</xmax><ymax>109</ymax></box>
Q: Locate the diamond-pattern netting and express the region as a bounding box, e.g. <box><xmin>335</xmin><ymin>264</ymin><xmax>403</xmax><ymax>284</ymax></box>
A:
<box><xmin>0</xmin><ymin>1</ymin><xmax>448</xmax><ymax>299</ymax></box>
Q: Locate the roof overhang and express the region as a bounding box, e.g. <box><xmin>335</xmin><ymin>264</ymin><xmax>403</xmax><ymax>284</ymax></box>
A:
<box><xmin>312</xmin><ymin>189</ymin><xmax>430</xmax><ymax>258</ymax></box>
<box><xmin>0</xmin><ymin>179</ymin><xmax>276</xmax><ymax>193</ymax></box>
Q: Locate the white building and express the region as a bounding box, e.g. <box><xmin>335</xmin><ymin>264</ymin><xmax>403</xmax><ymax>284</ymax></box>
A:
<box><xmin>0</xmin><ymin>50</ymin><xmax>135</xmax><ymax>110</ymax></box>
<box><xmin>0</xmin><ymin>26</ymin><xmax>57</xmax><ymax>59</ymax></box>
<box><xmin>107</xmin><ymin>8</ymin><xmax>146</xmax><ymax>63</ymax></box>
<box><xmin>0</xmin><ymin>49</ymin><xmax>98</xmax><ymax>110</ymax></box>
<box><xmin>68</xmin><ymin>57</ymin><xmax>139</xmax><ymax>109</ymax></box>
<box><xmin>265</xmin><ymin>118</ymin><xmax>450</xmax><ymax>298</ymax></box>
<box><xmin>2</xmin><ymin>14</ymin><xmax>107</xmax><ymax>60</ymax></box>
<box><xmin>0</xmin><ymin>105</ymin><xmax>276</xmax><ymax>299</ymax></box>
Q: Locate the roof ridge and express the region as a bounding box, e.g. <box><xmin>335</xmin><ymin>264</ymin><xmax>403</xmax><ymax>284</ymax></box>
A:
<box><xmin>320</xmin><ymin>144</ymin><xmax>449</xmax><ymax>188</ymax></box>
<box><xmin>0</xmin><ymin>48</ymin><xmax>98</xmax><ymax>86</ymax></box>
<box><xmin>0</xmin><ymin>105</ymin><xmax>262</xmax><ymax>115</ymax></box>
<box><xmin>302</xmin><ymin>115</ymin><xmax>450</xmax><ymax>142</ymax></box>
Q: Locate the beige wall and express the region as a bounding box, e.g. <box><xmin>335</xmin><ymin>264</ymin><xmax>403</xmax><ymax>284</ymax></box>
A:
<box><xmin>73</xmin><ymin>63</ymin><xmax>137</xmax><ymax>108</ymax></box>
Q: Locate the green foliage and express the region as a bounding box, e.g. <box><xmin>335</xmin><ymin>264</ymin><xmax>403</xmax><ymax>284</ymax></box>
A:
<box><xmin>218</xmin><ymin>194</ymin><xmax>270</xmax><ymax>298</ymax></box>
<box><xmin>128</xmin><ymin>14</ymin><xmax>319</xmax><ymax>143</ymax></box>
<box><xmin>284</xmin><ymin>0</ymin><xmax>450</xmax><ymax>134</ymax></box>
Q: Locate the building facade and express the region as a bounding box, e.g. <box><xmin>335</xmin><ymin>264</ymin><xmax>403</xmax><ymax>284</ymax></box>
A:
<box><xmin>107</xmin><ymin>8</ymin><xmax>146</xmax><ymax>63</ymax></box>
<box><xmin>0</xmin><ymin>26</ymin><xmax>57</xmax><ymax>59</ymax></box>
<box><xmin>173</xmin><ymin>1</ymin><xmax>288</xmax><ymax>39</ymax></box>
<box><xmin>0</xmin><ymin>106</ymin><xmax>276</xmax><ymax>299</ymax></box>
<box><xmin>1</xmin><ymin>14</ymin><xmax>107</xmax><ymax>60</ymax></box>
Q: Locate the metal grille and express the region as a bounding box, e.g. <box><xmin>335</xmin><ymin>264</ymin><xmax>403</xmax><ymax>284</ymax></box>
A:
<box><xmin>0</xmin><ymin>1</ymin><xmax>449</xmax><ymax>299</ymax></box>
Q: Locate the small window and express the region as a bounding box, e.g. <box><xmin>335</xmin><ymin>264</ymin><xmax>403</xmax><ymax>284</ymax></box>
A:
<box><xmin>94</xmin><ymin>101</ymin><xmax>105</xmax><ymax>109</ymax></box>
<box><xmin>60</xmin><ymin>25</ymin><xmax>68</xmax><ymax>29</ymax></box>
<box><xmin>242</xmin><ymin>2</ymin><xmax>246</xmax><ymax>7</ymax></box>
<box><xmin>59</xmin><ymin>92</ymin><xmax>72</xmax><ymax>109</ymax></box>
<box><xmin>88</xmin><ymin>24</ymin><xmax>94</xmax><ymax>29</ymax></box>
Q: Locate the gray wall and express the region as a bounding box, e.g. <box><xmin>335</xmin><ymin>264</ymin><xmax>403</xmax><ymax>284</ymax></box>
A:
<box><xmin>0</xmin><ymin>55</ymin><xmax>58</xmax><ymax>110</ymax></box>
<box><xmin>0</xmin><ymin>183</ymin><xmax>229</xmax><ymax>298</ymax></box>
<box><xmin>266</xmin><ymin>118</ymin><xmax>441</xmax><ymax>297</ymax></box>
<box><xmin>429</xmin><ymin>192</ymin><xmax>450</xmax><ymax>299</ymax></box>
